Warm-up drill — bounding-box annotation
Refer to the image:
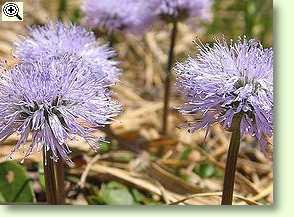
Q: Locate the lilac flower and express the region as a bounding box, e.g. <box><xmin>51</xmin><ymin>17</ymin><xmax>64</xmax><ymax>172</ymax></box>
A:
<box><xmin>14</xmin><ymin>22</ymin><xmax>119</xmax><ymax>85</ymax></box>
<box><xmin>176</xmin><ymin>38</ymin><xmax>273</xmax><ymax>150</ymax></box>
<box><xmin>156</xmin><ymin>0</ymin><xmax>212</xmax><ymax>22</ymax></box>
<box><xmin>82</xmin><ymin>0</ymin><xmax>158</xmax><ymax>34</ymax></box>
<box><xmin>0</xmin><ymin>55</ymin><xmax>121</xmax><ymax>166</ymax></box>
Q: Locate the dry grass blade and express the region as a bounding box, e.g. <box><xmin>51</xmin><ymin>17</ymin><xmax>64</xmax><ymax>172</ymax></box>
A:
<box><xmin>78</xmin><ymin>154</ymin><xmax>101</xmax><ymax>189</ymax></box>
<box><xmin>247</xmin><ymin>183</ymin><xmax>273</xmax><ymax>202</ymax></box>
<box><xmin>147</xmin><ymin>162</ymin><xmax>203</xmax><ymax>194</ymax></box>
<box><xmin>169</xmin><ymin>192</ymin><xmax>262</xmax><ymax>205</ymax></box>
<box><xmin>87</xmin><ymin>163</ymin><xmax>217</xmax><ymax>205</ymax></box>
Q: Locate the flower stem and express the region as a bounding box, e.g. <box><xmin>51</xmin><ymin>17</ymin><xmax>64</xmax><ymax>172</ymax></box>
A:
<box><xmin>54</xmin><ymin>156</ymin><xmax>65</xmax><ymax>204</ymax></box>
<box><xmin>43</xmin><ymin>149</ymin><xmax>65</xmax><ymax>205</ymax></box>
<box><xmin>221</xmin><ymin>113</ymin><xmax>243</xmax><ymax>205</ymax></box>
<box><xmin>162</xmin><ymin>20</ymin><xmax>178</xmax><ymax>135</ymax></box>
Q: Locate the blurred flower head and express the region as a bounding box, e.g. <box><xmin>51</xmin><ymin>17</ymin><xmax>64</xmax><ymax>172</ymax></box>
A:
<box><xmin>82</xmin><ymin>0</ymin><xmax>158</xmax><ymax>34</ymax></box>
<box><xmin>14</xmin><ymin>22</ymin><xmax>119</xmax><ymax>86</ymax></box>
<box><xmin>0</xmin><ymin>55</ymin><xmax>121</xmax><ymax>166</ymax></box>
<box><xmin>156</xmin><ymin>0</ymin><xmax>212</xmax><ymax>23</ymax></box>
<box><xmin>176</xmin><ymin>37</ymin><xmax>273</xmax><ymax>150</ymax></box>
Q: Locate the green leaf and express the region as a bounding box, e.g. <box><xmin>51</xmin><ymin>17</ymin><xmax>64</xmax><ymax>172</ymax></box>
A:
<box><xmin>86</xmin><ymin>186</ymin><xmax>105</xmax><ymax>205</ymax></box>
<box><xmin>99</xmin><ymin>141</ymin><xmax>110</xmax><ymax>153</ymax></box>
<box><xmin>87</xmin><ymin>195</ymin><xmax>105</xmax><ymax>205</ymax></box>
<box><xmin>130</xmin><ymin>188</ymin><xmax>146</xmax><ymax>203</ymax></box>
<box><xmin>99</xmin><ymin>181</ymin><xmax>135</xmax><ymax>205</ymax></box>
<box><xmin>142</xmin><ymin>198</ymin><xmax>162</xmax><ymax>205</ymax></box>
<box><xmin>196</xmin><ymin>163</ymin><xmax>216</xmax><ymax>178</ymax></box>
<box><xmin>0</xmin><ymin>161</ymin><xmax>35</xmax><ymax>203</ymax></box>
<box><xmin>179</xmin><ymin>147</ymin><xmax>192</xmax><ymax>160</ymax></box>
<box><xmin>0</xmin><ymin>192</ymin><xmax>6</xmax><ymax>203</ymax></box>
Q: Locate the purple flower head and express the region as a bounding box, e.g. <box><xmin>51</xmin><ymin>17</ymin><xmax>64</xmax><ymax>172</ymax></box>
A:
<box><xmin>0</xmin><ymin>55</ymin><xmax>121</xmax><ymax>166</ymax></box>
<box><xmin>176</xmin><ymin>37</ymin><xmax>273</xmax><ymax>151</ymax></box>
<box><xmin>82</xmin><ymin>0</ymin><xmax>158</xmax><ymax>34</ymax></box>
<box><xmin>14</xmin><ymin>22</ymin><xmax>119</xmax><ymax>86</ymax></box>
<box><xmin>156</xmin><ymin>0</ymin><xmax>212</xmax><ymax>23</ymax></box>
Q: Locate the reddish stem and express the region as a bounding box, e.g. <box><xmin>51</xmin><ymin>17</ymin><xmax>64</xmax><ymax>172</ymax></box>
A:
<box><xmin>221</xmin><ymin>113</ymin><xmax>243</xmax><ymax>205</ymax></box>
<box><xmin>43</xmin><ymin>149</ymin><xmax>65</xmax><ymax>205</ymax></box>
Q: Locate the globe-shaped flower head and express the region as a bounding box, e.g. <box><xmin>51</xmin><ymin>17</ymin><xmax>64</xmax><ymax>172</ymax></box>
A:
<box><xmin>156</xmin><ymin>0</ymin><xmax>212</xmax><ymax>23</ymax></box>
<box><xmin>14</xmin><ymin>22</ymin><xmax>119</xmax><ymax>86</ymax></box>
<box><xmin>176</xmin><ymin>38</ymin><xmax>273</xmax><ymax>151</ymax></box>
<box><xmin>0</xmin><ymin>55</ymin><xmax>121</xmax><ymax>166</ymax></box>
<box><xmin>82</xmin><ymin>0</ymin><xmax>158</xmax><ymax>34</ymax></box>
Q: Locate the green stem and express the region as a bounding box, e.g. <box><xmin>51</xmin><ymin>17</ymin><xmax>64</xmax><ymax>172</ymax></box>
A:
<box><xmin>43</xmin><ymin>149</ymin><xmax>65</xmax><ymax>205</ymax></box>
<box><xmin>221</xmin><ymin>113</ymin><xmax>243</xmax><ymax>205</ymax></box>
<box><xmin>162</xmin><ymin>21</ymin><xmax>178</xmax><ymax>135</ymax></box>
<box><xmin>244</xmin><ymin>0</ymin><xmax>254</xmax><ymax>38</ymax></box>
<box><xmin>58</xmin><ymin>0</ymin><xmax>67</xmax><ymax>21</ymax></box>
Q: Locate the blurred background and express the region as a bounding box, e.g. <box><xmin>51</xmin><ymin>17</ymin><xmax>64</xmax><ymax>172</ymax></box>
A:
<box><xmin>0</xmin><ymin>0</ymin><xmax>273</xmax><ymax>205</ymax></box>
